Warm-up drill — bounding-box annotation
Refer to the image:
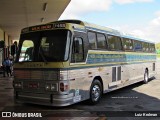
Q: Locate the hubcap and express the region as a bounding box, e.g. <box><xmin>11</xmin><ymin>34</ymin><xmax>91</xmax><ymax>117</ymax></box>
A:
<box><xmin>92</xmin><ymin>85</ymin><xmax>100</xmax><ymax>101</ymax></box>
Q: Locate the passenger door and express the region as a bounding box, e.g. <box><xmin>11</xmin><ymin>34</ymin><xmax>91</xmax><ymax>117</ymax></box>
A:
<box><xmin>69</xmin><ymin>32</ymin><xmax>90</xmax><ymax>101</ymax></box>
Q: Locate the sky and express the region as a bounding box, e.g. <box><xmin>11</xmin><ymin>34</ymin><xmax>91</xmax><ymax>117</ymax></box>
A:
<box><xmin>59</xmin><ymin>0</ymin><xmax>160</xmax><ymax>43</ymax></box>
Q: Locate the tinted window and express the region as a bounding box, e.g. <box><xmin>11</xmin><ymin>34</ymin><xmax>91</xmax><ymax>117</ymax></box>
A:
<box><xmin>108</xmin><ymin>35</ymin><xmax>122</xmax><ymax>51</ymax></box>
<box><xmin>134</xmin><ymin>40</ymin><xmax>142</xmax><ymax>51</ymax></box>
<box><xmin>88</xmin><ymin>32</ymin><xmax>97</xmax><ymax>49</ymax></box>
<box><xmin>122</xmin><ymin>38</ymin><xmax>133</xmax><ymax>51</ymax></box>
<box><xmin>142</xmin><ymin>42</ymin><xmax>149</xmax><ymax>52</ymax></box>
<box><xmin>71</xmin><ymin>37</ymin><xmax>84</xmax><ymax>62</ymax></box>
<box><xmin>149</xmin><ymin>43</ymin><xmax>155</xmax><ymax>53</ymax></box>
<box><xmin>17</xmin><ymin>30</ymin><xmax>70</xmax><ymax>62</ymax></box>
<box><xmin>97</xmin><ymin>33</ymin><xmax>107</xmax><ymax>49</ymax></box>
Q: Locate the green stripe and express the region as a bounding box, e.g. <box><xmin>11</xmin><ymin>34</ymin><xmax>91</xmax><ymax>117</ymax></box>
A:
<box><xmin>69</xmin><ymin>60</ymin><xmax>155</xmax><ymax>70</ymax></box>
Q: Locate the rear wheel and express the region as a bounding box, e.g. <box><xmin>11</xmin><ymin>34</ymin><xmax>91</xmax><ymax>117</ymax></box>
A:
<box><xmin>143</xmin><ymin>70</ymin><xmax>149</xmax><ymax>84</ymax></box>
<box><xmin>89</xmin><ymin>80</ymin><xmax>102</xmax><ymax>105</ymax></box>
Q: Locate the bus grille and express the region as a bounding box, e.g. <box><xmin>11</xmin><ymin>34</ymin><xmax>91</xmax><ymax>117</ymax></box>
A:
<box><xmin>14</xmin><ymin>70</ymin><xmax>59</xmax><ymax>80</ymax></box>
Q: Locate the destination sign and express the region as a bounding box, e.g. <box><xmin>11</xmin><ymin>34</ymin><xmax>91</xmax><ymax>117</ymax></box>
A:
<box><xmin>21</xmin><ymin>23</ymin><xmax>66</xmax><ymax>33</ymax></box>
<box><xmin>31</xmin><ymin>24</ymin><xmax>53</xmax><ymax>31</ymax></box>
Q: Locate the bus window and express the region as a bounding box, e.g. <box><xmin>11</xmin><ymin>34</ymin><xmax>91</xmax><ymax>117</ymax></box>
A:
<box><xmin>88</xmin><ymin>32</ymin><xmax>97</xmax><ymax>49</ymax></box>
<box><xmin>108</xmin><ymin>35</ymin><xmax>122</xmax><ymax>51</ymax></box>
<box><xmin>97</xmin><ymin>33</ymin><xmax>107</xmax><ymax>49</ymax></box>
<box><xmin>19</xmin><ymin>40</ymin><xmax>34</xmax><ymax>62</ymax></box>
<box><xmin>133</xmin><ymin>40</ymin><xmax>142</xmax><ymax>51</ymax></box>
<box><xmin>142</xmin><ymin>42</ymin><xmax>149</xmax><ymax>52</ymax></box>
<box><xmin>122</xmin><ymin>38</ymin><xmax>133</xmax><ymax>51</ymax></box>
<box><xmin>149</xmin><ymin>43</ymin><xmax>155</xmax><ymax>53</ymax></box>
<box><xmin>71</xmin><ymin>37</ymin><xmax>84</xmax><ymax>63</ymax></box>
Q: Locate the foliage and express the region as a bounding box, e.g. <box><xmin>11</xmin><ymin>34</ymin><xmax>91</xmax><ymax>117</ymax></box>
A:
<box><xmin>156</xmin><ymin>43</ymin><xmax>160</xmax><ymax>58</ymax></box>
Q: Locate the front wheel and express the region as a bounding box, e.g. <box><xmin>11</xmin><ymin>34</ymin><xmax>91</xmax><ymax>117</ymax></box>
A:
<box><xmin>89</xmin><ymin>80</ymin><xmax>102</xmax><ymax>105</ymax></box>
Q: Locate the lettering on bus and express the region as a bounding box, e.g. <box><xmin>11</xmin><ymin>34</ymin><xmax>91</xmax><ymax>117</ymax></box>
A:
<box><xmin>22</xmin><ymin>23</ymin><xmax>67</xmax><ymax>33</ymax></box>
<box><xmin>21</xmin><ymin>24</ymin><xmax>54</xmax><ymax>33</ymax></box>
<box><xmin>31</xmin><ymin>24</ymin><xmax>53</xmax><ymax>31</ymax></box>
<box><xmin>88</xmin><ymin>54</ymin><xmax>124</xmax><ymax>59</ymax></box>
<box><xmin>24</xmin><ymin>63</ymin><xmax>44</xmax><ymax>68</ymax></box>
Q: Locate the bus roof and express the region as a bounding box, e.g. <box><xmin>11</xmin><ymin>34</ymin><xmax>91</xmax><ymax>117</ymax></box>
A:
<box><xmin>22</xmin><ymin>19</ymin><xmax>155</xmax><ymax>44</ymax></box>
<box><xmin>53</xmin><ymin>20</ymin><xmax>155</xmax><ymax>44</ymax></box>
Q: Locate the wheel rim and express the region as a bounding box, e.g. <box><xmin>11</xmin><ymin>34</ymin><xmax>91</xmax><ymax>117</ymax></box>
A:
<box><xmin>91</xmin><ymin>85</ymin><xmax>101</xmax><ymax>102</ymax></box>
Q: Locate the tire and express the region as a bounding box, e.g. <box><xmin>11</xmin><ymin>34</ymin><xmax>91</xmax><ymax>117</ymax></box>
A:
<box><xmin>89</xmin><ymin>79</ymin><xmax>102</xmax><ymax>105</ymax></box>
<box><xmin>143</xmin><ymin>70</ymin><xmax>149</xmax><ymax>84</ymax></box>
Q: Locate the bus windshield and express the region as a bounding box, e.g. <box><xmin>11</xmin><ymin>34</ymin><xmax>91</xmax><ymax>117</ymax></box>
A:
<box><xmin>16</xmin><ymin>30</ymin><xmax>71</xmax><ymax>62</ymax></box>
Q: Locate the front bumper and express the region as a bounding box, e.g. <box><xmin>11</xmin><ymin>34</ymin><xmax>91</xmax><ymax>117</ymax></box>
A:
<box><xmin>14</xmin><ymin>92</ymin><xmax>74</xmax><ymax>106</ymax></box>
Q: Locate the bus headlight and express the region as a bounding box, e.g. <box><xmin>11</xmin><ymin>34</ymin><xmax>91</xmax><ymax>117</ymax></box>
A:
<box><xmin>45</xmin><ymin>84</ymin><xmax>50</xmax><ymax>91</ymax></box>
<box><xmin>14</xmin><ymin>82</ymin><xmax>23</xmax><ymax>89</ymax></box>
<box><xmin>51</xmin><ymin>84</ymin><xmax>56</xmax><ymax>91</ymax></box>
<box><xmin>45</xmin><ymin>83</ymin><xmax>57</xmax><ymax>91</ymax></box>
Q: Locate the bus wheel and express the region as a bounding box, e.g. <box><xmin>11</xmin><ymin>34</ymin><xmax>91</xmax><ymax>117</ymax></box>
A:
<box><xmin>89</xmin><ymin>80</ymin><xmax>102</xmax><ymax>104</ymax></box>
<box><xmin>143</xmin><ymin>70</ymin><xmax>149</xmax><ymax>84</ymax></box>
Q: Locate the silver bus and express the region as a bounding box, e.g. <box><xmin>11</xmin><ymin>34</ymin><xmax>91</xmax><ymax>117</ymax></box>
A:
<box><xmin>13</xmin><ymin>20</ymin><xmax>156</xmax><ymax>106</ymax></box>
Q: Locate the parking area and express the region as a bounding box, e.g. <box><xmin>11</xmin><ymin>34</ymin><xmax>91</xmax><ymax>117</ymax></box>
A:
<box><xmin>0</xmin><ymin>61</ymin><xmax>160</xmax><ymax>120</ymax></box>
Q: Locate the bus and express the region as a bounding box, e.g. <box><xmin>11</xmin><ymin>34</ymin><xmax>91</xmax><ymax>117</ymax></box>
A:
<box><xmin>13</xmin><ymin>20</ymin><xmax>156</xmax><ymax>106</ymax></box>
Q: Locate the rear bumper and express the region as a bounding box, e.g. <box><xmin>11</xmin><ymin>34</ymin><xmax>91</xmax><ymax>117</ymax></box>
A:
<box><xmin>14</xmin><ymin>92</ymin><xmax>74</xmax><ymax>106</ymax></box>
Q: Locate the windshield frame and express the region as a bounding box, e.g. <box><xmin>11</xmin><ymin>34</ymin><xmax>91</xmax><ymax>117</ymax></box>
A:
<box><xmin>15</xmin><ymin>29</ymin><xmax>72</xmax><ymax>63</ymax></box>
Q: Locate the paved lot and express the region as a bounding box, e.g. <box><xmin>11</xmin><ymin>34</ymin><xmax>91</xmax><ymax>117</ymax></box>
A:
<box><xmin>0</xmin><ymin>61</ymin><xmax>160</xmax><ymax>120</ymax></box>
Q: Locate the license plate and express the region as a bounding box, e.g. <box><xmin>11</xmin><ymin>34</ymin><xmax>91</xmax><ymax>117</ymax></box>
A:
<box><xmin>73</xmin><ymin>95</ymin><xmax>81</xmax><ymax>103</ymax></box>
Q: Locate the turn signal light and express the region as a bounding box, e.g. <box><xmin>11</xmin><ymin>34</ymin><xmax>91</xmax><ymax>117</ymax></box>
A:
<box><xmin>60</xmin><ymin>83</ymin><xmax>69</xmax><ymax>92</ymax></box>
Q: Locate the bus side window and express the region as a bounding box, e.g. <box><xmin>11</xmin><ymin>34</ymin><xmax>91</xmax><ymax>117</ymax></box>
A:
<box><xmin>88</xmin><ymin>32</ymin><xmax>97</xmax><ymax>49</ymax></box>
<box><xmin>122</xmin><ymin>38</ymin><xmax>133</xmax><ymax>51</ymax></box>
<box><xmin>134</xmin><ymin>40</ymin><xmax>142</xmax><ymax>52</ymax></box>
<box><xmin>108</xmin><ymin>35</ymin><xmax>122</xmax><ymax>51</ymax></box>
<box><xmin>97</xmin><ymin>33</ymin><xmax>108</xmax><ymax>49</ymax></box>
<box><xmin>149</xmin><ymin>43</ymin><xmax>155</xmax><ymax>53</ymax></box>
<box><xmin>71</xmin><ymin>37</ymin><xmax>84</xmax><ymax>63</ymax></box>
<box><xmin>142</xmin><ymin>42</ymin><xmax>149</xmax><ymax>52</ymax></box>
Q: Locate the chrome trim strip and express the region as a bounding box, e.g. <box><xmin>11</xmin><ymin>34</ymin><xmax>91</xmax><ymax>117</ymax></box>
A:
<box><xmin>19</xmin><ymin>95</ymin><xmax>50</xmax><ymax>100</ymax></box>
